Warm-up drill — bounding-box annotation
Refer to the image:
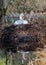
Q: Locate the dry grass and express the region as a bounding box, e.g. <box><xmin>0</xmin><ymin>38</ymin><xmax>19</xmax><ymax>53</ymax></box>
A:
<box><xmin>27</xmin><ymin>50</ymin><xmax>46</xmax><ymax>65</ymax></box>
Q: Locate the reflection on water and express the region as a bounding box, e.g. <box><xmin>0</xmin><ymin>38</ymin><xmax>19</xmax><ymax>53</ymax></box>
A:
<box><xmin>14</xmin><ymin>50</ymin><xmax>46</xmax><ymax>65</ymax></box>
<box><xmin>0</xmin><ymin>50</ymin><xmax>46</xmax><ymax>65</ymax></box>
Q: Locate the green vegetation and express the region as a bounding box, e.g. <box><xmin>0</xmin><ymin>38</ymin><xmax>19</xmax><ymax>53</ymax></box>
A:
<box><xmin>0</xmin><ymin>57</ymin><xmax>6</xmax><ymax>65</ymax></box>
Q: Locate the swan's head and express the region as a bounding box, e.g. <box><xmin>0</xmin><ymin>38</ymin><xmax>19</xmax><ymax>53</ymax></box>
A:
<box><xmin>20</xmin><ymin>13</ymin><xmax>25</xmax><ymax>20</ymax></box>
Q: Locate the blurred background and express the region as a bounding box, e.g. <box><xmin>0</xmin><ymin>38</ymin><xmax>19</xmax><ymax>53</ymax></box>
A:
<box><xmin>0</xmin><ymin>0</ymin><xmax>46</xmax><ymax>65</ymax></box>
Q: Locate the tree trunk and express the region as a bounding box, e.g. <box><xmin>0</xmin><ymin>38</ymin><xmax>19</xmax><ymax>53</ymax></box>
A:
<box><xmin>0</xmin><ymin>0</ymin><xmax>3</xmax><ymax>22</ymax></box>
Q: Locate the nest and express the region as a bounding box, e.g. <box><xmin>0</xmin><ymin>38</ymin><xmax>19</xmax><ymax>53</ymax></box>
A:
<box><xmin>0</xmin><ymin>24</ymin><xmax>44</xmax><ymax>53</ymax></box>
